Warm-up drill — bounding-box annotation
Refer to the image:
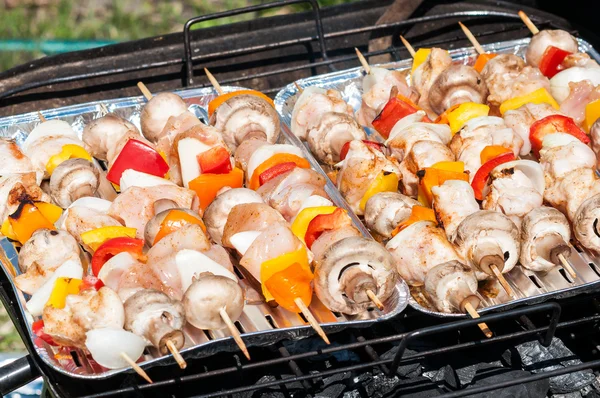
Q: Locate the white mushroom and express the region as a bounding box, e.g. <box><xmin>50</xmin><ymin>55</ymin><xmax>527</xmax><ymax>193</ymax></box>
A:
<box><xmin>306</xmin><ymin>112</ymin><xmax>366</xmax><ymax>165</ymax></box>
<box><xmin>140</xmin><ymin>93</ymin><xmax>189</xmax><ymax>143</ymax></box>
<box><xmin>424</xmin><ymin>260</ymin><xmax>479</xmax><ymax>314</ymax></box>
<box><xmin>428</xmin><ymin>65</ymin><xmax>488</xmax><ymax>115</ymax></box>
<box><xmin>363</xmin><ymin>192</ymin><xmax>419</xmax><ymax>239</ymax></box>
<box><xmin>573</xmin><ymin>193</ymin><xmax>600</xmax><ymax>252</ymax></box>
<box><xmin>82</xmin><ymin>113</ymin><xmax>140</xmax><ymax>161</ymax></box>
<box><xmin>210</xmin><ymin>94</ymin><xmax>280</xmax><ymax>151</ymax></box>
<box><xmin>314</xmin><ymin>236</ymin><xmax>396</xmax><ymax>315</ymax></box>
<box><xmin>49</xmin><ymin>158</ymin><xmax>100</xmax><ymax>208</ymax></box>
<box><xmin>525</xmin><ymin>29</ymin><xmax>578</xmax><ymax>68</ymax></box>
<box><xmin>520</xmin><ymin>207</ymin><xmax>571</xmax><ymax>272</ymax></box>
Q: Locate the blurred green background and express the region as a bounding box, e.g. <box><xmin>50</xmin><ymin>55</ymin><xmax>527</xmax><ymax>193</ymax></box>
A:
<box><xmin>0</xmin><ymin>0</ymin><xmax>353</xmax><ymax>72</ymax></box>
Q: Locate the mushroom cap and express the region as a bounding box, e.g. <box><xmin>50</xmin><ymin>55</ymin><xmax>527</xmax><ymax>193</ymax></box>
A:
<box><xmin>141</xmin><ymin>93</ymin><xmax>188</xmax><ymax>143</ymax></box>
<box><xmin>590</xmin><ymin>119</ymin><xmax>600</xmax><ymax>164</ymax></box>
<box><xmin>525</xmin><ymin>29</ymin><xmax>578</xmax><ymax>68</ymax></box>
<box><xmin>428</xmin><ymin>64</ymin><xmax>488</xmax><ymax>115</ymax></box>
<box><xmin>145</xmin><ymin>207</ymin><xmax>203</xmax><ymax>246</ymax></box>
<box><xmin>203</xmin><ymin>188</ymin><xmax>263</xmax><ymax>245</ymax></box>
<box><xmin>210</xmin><ymin>94</ymin><xmax>280</xmax><ymax>151</ymax></box>
<box><xmin>480</xmin><ymin>54</ymin><xmax>525</xmax><ymax>82</ymax></box>
<box><xmin>573</xmin><ymin>193</ymin><xmax>600</xmax><ymax>252</ymax></box>
<box><xmin>314</xmin><ymin>236</ymin><xmax>396</xmax><ymax>315</ymax></box>
<box><xmin>424</xmin><ymin>260</ymin><xmax>478</xmax><ymax>314</ymax></box>
<box><xmin>182</xmin><ymin>273</ymin><xmax>244</xmax><ymax>330</ymax></box>
<box><xmin>82</xmin><ymin>114</ymin><xmax>140</xmax><ymax>161</ymax></box>
<box><xmin>49</xmin><ymin>158</ymin><xmax>100</xmax><ymax>208</ymax></box>
<box><xmin>306</xmin><ymin>112</ymin><xmax>366</xmax><ymax>165</ymax></box>
<box><xmin>520</xmin><ymin>206</ymin><xmax>571</xmax><ymax>272</ymax></box>
<box><xmin>364</xmin><ymin>192</ymin><xmax>419</xmax><ymax>239</ymax></box>
<box><xmin>124</xmin><ymin>289</ymin><xmax>185</xmax><ymax>353</ymax></box>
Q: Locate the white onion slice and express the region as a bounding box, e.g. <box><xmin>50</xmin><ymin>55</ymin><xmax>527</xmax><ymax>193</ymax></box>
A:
<box><xmin>385</xmin><ymin>111</ymin><xmax>426</xmax><ymax>144</ymax></box>
<box><xmin>119</xmin><ymin>169</ymin><xmax>176</xmax><ymax>191</ymax></box>
<box><xmin>229</xmin><ymin>231</ymin><xmax>262</xmax><ymax>256</ymax></box>
<box><xmin>462</xmin><ymin>116</ymin><xmax>504</xmax><ymax>132</ymax></box>
<box><xmin>56</xmin><ymin>197</ymin><xmax>113</xmax><ymax>228</ymax></box>
<box><xmin>491</xmin><ymin>160</ymin><xmax>545</xmax><ymax>195</ymax></box>
<box><xmin>26</xmin><ymin>260</ymin><xmax>83</xmax><ymax>317</ymax></box>
<box><xmin>246</xmin><ymin>144</ymin><xmax>304</xmax><ymax>183</ymax></box>
<box><xmin>541</xmin><ymin>133</ymin><xmax>579</xmax><ymax>150</ymax></box>
<box><xmin>176</xmin><ymin>249</ymin><xmax>237</xmax><ymax>293</ymax></box>
<box><xmin>23</xmin><ymin>120</ymin><xmax>79</xmax><ymax>153</ymax></box>
<box><xmin>550</xmin><ymin>67</ymin><xmax>600</xmax><ymax>103</ymax></box>
<box><xmin>177</xmin><ymin>137</ymin><xmax>213</xmax><ymax>187</ymax></box>
<box><xmin>98</xmin><ymin>252</ymin><xmax>138</xmax><ymax>291</ymax></box>
<box><xmin>85</xmin><ymin>328</ymin><xmax>146</xmax><ymax>369</ymax></box>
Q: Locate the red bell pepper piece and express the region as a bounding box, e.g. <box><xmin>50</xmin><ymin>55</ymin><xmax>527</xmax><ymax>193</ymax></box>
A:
<box><xmin>259</xmin><ymin>162</ymin><xmax>297</xmax><ymax>186</ymax></box>
<box><xmin>339</xmin><ymin>140</ymin><xmax>384</xmax><ymax>161</ymax></box>
<box><xmin>32</xmin><ymin>320</ymin><xmax>57</xmax><ymax>346</ymax></box>
<box><xmin>79</xmin><ymin>275</ymin><xmax>104</xmax><ymax>291</ymax></box>
<box><xmin>304</xmin><ymin>208</ymin><xmax>352</xmax><ymax>249</ymax></box>
<box><xmin>539</xmin><ymin>46</ymin><xmax>572</xmax><ymax>78</ymax></box>
<box><xmin>106</xmin><ymin>139</ymin><xmax>169</xmax><ymax>185</ymax></box>
<box><xmin>91</xmin><ymin>237</ymin><xmax>145</xmax><ymax>277</ymax></box>
<box><xmin>529</xmin><ymin>115</ymin><xmax>590</xmax><ymax>158</ymax></box>
<box><xmin>372</xmin><ymin>96</ymin><xmax>427</xmax><ymax>138</ymax></box>
<box><xmin>471</xmin><ymin>152</ymin><xmax>515</xmax><ymax>201</ymax></box>
<box><xmin>197</xmin><ymin>146</ymin><xmax>232</xmax><ymax>174</ymax></box>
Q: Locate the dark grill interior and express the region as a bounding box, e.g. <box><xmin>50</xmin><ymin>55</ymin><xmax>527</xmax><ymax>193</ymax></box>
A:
<box><xmin>2</xmin><ymin>1</ymin><xmax>600</xmax><ymax>397</ymax></box>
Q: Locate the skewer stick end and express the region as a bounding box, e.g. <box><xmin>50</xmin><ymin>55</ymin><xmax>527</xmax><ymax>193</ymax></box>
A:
<box><xmin>518</xmin><ymin>10</ymin><xmax>540</xmax><ymax>35</ymax></box>
<box><xmin>399</xmin><ymin>35</ymin><xmax>416</xmax><ymax>58</ymax></box>
<box><xmin>120</xmin><ymin>352</ymin><xmax>153</xmax><ymax>383</ymax></box>
<box><xmin>490</xmin><ymin>264</ymin><xmax>515</xmax><ymax>298</ymax></box>
<box><xmin>366</xmin><ymin>289</ymin><xmax>384</xmax><ymax>310</ymax></box>
<box><xmin>294</xmin><ymin>297</ymin><xmax>330</xmax><ymax>344</ymax></box>
<box><xmin>166</xmin><ymin>339</ymin><xmax>187</xmax><ymax>369</ymax></box>
<box><xmin>458</xmin><ymin>21</ymin><xmax>485</xmax><ymax>55</ymax></box>
<box><xmin>137</xmin><ymin>82</ymin><xmax>153</xmax><ymax>101</ymax></box>
<box><xmin>557</xmin><ymin>253</ymin><xmax>577</xmax><ymax>280</ymax></box>
<box><xmin>354</xmin><ymin>47</ymin><xmax>371</xmax><ymax>75</ymax></box>
<box><xmin>220</xmin><ymin>307</ymin><xmax>250</xmax><ymax>360</ymax></box>
<box><xmin>37</xmin><ymin>112</ymin><xmax>46</xmax><ymax>122</ymax></box>
<box><xmin>294</xmin><ymin>81</ymin><xmax>304</xmax><ymax>93</ymax></box>
<box><xmin>464</xmin><ymin>302</ymin><xmax>493</xmax><ymax>338</ymax></box>
<box><xmin>204</xmin><ymin>68</ymin><xmax>224</xmax><ymax>95</ymax></box>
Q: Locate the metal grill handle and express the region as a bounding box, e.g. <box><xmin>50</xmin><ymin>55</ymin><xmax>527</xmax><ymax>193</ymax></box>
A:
<box><xmin>0</xmin><ymin>354</ymin><xmax>40</xmax><ymax>396</ymax></box>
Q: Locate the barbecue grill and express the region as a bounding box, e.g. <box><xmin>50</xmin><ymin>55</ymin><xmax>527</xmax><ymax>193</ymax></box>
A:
<box><xmin>2</xmin><ymin>0</ymin><xmax>600</xmax><ymax>397</ymax></box>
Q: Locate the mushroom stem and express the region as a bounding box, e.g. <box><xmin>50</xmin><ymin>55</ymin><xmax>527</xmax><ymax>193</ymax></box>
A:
<box><xmin>204</xmin><ymin>68</ymin><xmax>224</xmax><ymax>95</ymax></box>
<box><xmin>399</xmin><ymin>35</ymin><xmax>416</xmax><ymax>58</ymax></box>
<box><xmin>137</xmin><ymin>82</ymin><xmax>153</xmax><ymax>101</ymax></box>
<box><xmin>219</xmin><ymin>307</ymin><xmax>250</xmax><ymax>360</ymax></box>
<box><xmin>354</xmin><ymin>48</ymin><xmax>371</xmax><ymax>74</ymax></box>
<box><xmin>294</xmin><ymin>297</ymin><xmax>330</xmax><ymax>345</ymax></box>
<box><xmin>518</xmin><ymin>10</ymin><xmax>539</xmax><ymax>35</ymax></box>
<box><xmin>366</xmin><ymin>289</ymin><xmax>384</xmax><ymax>310</ymax></box>
<box><xmin>472</xmin><ymin>241</ymin><xmax>514</xmax><ymax>297</ymax></box>
<box><xmin>463</xmin><ymin>300</ymin><xmax>493</xmax><ymax>338</ymax></box>
<box><xmin>557</xmin><ymin>253</ymin><xmax>577</xmax><ymax>280</ymax></box>
<box><xmin>458</xmin><ymin>22</ymin><xmax>485</xmax><ymax>55</ymax></box>
<box><xmin>166</xmin><ymin>339</ymin><xmax>187</xmax><ymax>369</ymax></box>
<box><xmin>70</xmin><ymin>184</ymin><xmax>96</xmax><ymax>203</ymax></box>
<box><xmin>120</xmin><ymin>352</ymin><xmax>153</xmax><ymax>383</ymax></box>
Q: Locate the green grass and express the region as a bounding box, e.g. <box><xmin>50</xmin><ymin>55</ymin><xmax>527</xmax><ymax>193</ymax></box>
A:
<box><xmin>0</xmin><ymin>0</ymin><xmax>354</xmax><ymax>71</ymax></box>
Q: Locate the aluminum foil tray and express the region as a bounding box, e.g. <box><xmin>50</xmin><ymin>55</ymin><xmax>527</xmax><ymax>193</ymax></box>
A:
<box><xmin>274</xmin><ymin>37</ymin><xmax>600</xmax><ymax>318</ymax></box>
<box><xmin>0</xmin><ymin>86</ymin><xmax>410</xmax><ymax>379</ymax></box>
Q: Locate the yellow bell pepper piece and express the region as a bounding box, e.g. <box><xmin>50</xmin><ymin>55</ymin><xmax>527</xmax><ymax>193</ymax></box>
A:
<box><xmin>46</xmin><ymin>277</ymin><xmax>82</xmax><ymax>309</ymax></box>
<box><xmin>412</xmin><ymin>48</ymin><xmax>432</xmax><ymax>73</ymax></box>
<box><xmin>584</xmin><ymin>99</ymin><xmax>600</xmax><ymax>133</ymax></box>
<box><xmin>359</xmin><ymin>171</ymin><xmax>399</xmax><ymax>212</ymax></box>
<box><xmin>431</xmin><ymin>161</ymin><xmax>465</xmax><ymax>173</ymax></box>
<box><xmin>46</xmin><ymin>144</ymin><xmax>92</xmax><ymax>175</ymax></box>
<box><xmin>260</xmin><ymin>247</ymin><xmax>312</xmax><ymax>312</ymax></box>
<box><xmin>1</xmin><ymin>218</ymin><xmax>18</xmax><ymax>241</ymax></box>
<box><xmin>291</xmin><ymin>206</ymin><xmax>337</xmax><ymax>244</ymax></box>
<box><xmin>33</xmin><ymin>202</ymin><xmax>63</xmax><ymax>224</ymax></box>
<box><xmin>9</xmin><ymin>203</ymin><xmax>55</xmax><ymax>244</ymax></box>
<box><xmin>446</xmin><ymin>102</ymin><xmax>490</xmax><ymax>134</ymax></box>
<box><xmin>499</xmin><ymin>88</ymin><xmax>559</xmax><ymax>115</ymax></box>
<box><xmin>80</xmin><ymin>226</ymin><xmax>137</xmax><ymax>252</ymax></box>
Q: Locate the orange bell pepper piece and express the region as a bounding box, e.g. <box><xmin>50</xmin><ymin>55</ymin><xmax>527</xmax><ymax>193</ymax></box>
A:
<box><xmin>208</xmin><ymin>90</ymin><xmax>275</xmax><ymax>117</ymax></box>
<box><xmin>153</xmin><ymin>209</ymin><xmax>206</xmax><ymax>245</ymax></box>
<box><xmin>473</xmin><ymin>53</ymin><xmax>497</xmax><ymax>73</ymax></box>
<box><xmin>9</xmin><ymin>202</ymin><xmax>55</xmax><ymax>244</ymax></box>
<box><xmin>188</xmin><ymin>167</ymin><xmax>244</xmax><ymax>210</ymax></box>
<box><xmin>249</xmin><ymin>153</ymin><xmax>310</xmax><ymax>190</ymax></box>
<box><xmin>391</xmin><ymin>205</ymin><xmax>438</xmax><ymax>236</ymax></box>
<box><xmin>417</xmin><ymin>168</ymin><xmax>470</xmax><ymax>207</ymax></box>
<box><xmin>480</xmin><ymin>145</ymin><xmax>512</xmax><ymax>165</ymax></box>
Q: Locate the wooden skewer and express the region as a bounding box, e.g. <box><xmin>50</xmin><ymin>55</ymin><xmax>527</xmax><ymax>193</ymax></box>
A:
<box><xmin>464</xmin><ymin>302</ymin><xmax>493</xmax><ymax>338</ymax></box>
<box><xmin>294</xmin><ymin>297</ymin><xmax>330</xmax><ymax>345</ymax></box>
<box><xmin>166</xmin><ymin>339</ymin><xmax>187</xmax><ymax>369</ymax></box>
<box><xmin>100</xmin><ymin>103</ymin><xmax>109</xmax><ymax>115</ymax></box>
<box><xmin>518</xmin><ymin>10</ymin><xmax>540</xmax><ymax>35</ymax></box>
<box><xmin>366</xmin><ymin>289</ymin><xmax>384</xmax><ymax>311</ymax></box>
<box><xmin>354</xmin><ymin>48</ymin><xmax>371</xmax><ymax>75</ymax></box>
<box><xmin>294</xmin><ymin>82</ymin><xmax>304</xmax><ymax>93</ymax></box>
<box><xmin>137</xmin><ymin>82</ymin><xmax>153</xmax><ymax>101</ymax></box>
<box><xmin>558</xmin><ymin>253</ymin><xmax>577</xmax><ymax>280</ymax></box>
<box><xmin>38</xmin><ymin>112</ymin><xmax>46</xmax><ymax>122</ymax></box>
<box><xmin>219</xmin><ymin>307</ymin><xmax>251</xmax><ymax>360</ymax></box>
<box><xmin>458</xmin><ymin>22</ymin><xmax>485</xmax><ymax>55</ymax></box>
<box><xmin>399</xmin><ymin>35</ymin><xmax>416</xmax><ymax>58</ymax></box>
<box><xmin>489</xmin><ymin>264</ymin><xmax>515</xmax><ymax>298</ymax></box>
<box><xmin>204</xmin><ymin>68</ymin><xmax>224</xmax><ymax>95</ymax></box>
<box><xmin>120</xmin><ymin>352</ymin><xmax>153</xmax><ymax>383</ymax></box>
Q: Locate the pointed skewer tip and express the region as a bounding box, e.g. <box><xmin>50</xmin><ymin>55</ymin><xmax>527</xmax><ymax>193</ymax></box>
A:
<box><xmin>518</xmin><ymin>10</ymin><xmax>539</xmax><ymax>35</ymax></box>
<box><xmin>37</xmin><ymin>111</ymin><xmax>46</xmax><ymax>122</ymax></box>
<box><xmin>137</xmin><ymin>81</ymin><xmax>153</xmax><ymax>101</ymax></box>
<box><xmin>354</xmin><ymin>47</ymin><xmax>371</xmax><ymax>75</ymax></box>
<box><xmin>399</xmin><ymin>35</ymin><xmax>416</xmax><ymax>58</ymax></box>
<box><xmin>120</xmin><ymin>352</ymin><xmax>153</xmax><ymax>383</ymax></box>
<box><xmin>220</xmin><ymin>308</ymin><xmax>250</xmax><ymax>360</ymax></box>
<box><xmin>464</xmin><ymin>302</ymin><xmax>493</xmax><ymax>338</ymax></box>
<box><xmin>166</xmin><ymin>339</ymin><xmax>187</xmax><ymax>369</ymax></box>
<box><xmin>294</xmin><ymin>297</ymin><xmax>330</xmax><ymax>344</ymax></box>
<box><xmin>458</xmin><ymin>21</ymin><xmax>485</xmax><ymax>55</ymax></box>
<box><xmin>366</xmin><ymin>289</ymin><xmax>384</xmax><ymax>311</ymax></box>
<box><xmin>294</xmin><ymin>82</ymin><xmax>304</xmax><ymax>93</ymax></box>
<box><xmin>204</xmin><ymin>68</ymin><xmax>224</xmax><ymax>96</ymax></box>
